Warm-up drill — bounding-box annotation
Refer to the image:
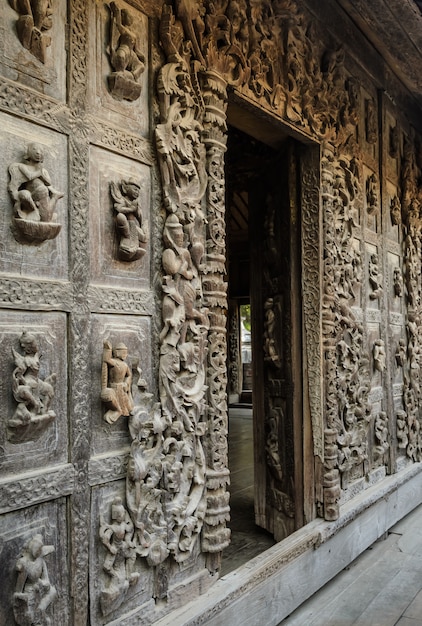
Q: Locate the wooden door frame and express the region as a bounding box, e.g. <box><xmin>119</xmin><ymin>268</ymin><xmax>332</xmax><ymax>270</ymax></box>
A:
<box><xmin>226</xmin><ymin>94</ymin><xmax>322</xmax><ymax>535</ymax></box>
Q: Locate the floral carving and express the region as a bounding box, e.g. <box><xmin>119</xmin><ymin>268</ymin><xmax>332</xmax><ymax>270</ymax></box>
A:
<box><xmin>8</xmin><ymin>143</ymin><xmax>63</xmax><ymax>244</ymax></box>
<box><xmin>9</xmin><ymin>0</ymin><xmax>53</xmax><ymax>63</ymax></box>
<box><xmin>8</xmin><ymin>332</ymin><xmax>56</xmax><ymax>443</ymax></box>
<box><xmin>322</xmin><ymin>149</ymin><xmax>371</xmax><ymax>517</ymax></box>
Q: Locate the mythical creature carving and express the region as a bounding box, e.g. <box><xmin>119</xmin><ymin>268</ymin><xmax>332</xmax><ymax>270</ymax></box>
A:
<box><xmin>9</xmin><ymin>0</ymin><xmax>53</xmax><ymax>63</ymax></box>
<box><xmin>101</xmin><ymin>341</ymin><xmax>134</xmax><ymax>424</ymax></box>
<box><xmin>107</xmin><ymin>2</ymin><xmax>145</xmax><ymax>101</ymax></box>
<box><xmin>110</xmin><ymin>179</ymin><xmax>147</xmax><ymax>261</ymax></box>
<box><xmin>8</xmin><ymin>331</ymin><xmax>56</xmax><ymax>443</ymax></box>
<box><xmin>13</xmin><ymin>534</ymin><xmax>57</xmax><ymax>626</ymax></box>
<box><xmin>8</xmin><ymin>143</ymin><xmax>63</xmax><ymax>244</ymax></box>
<box><xmin>99</xmin><ymin>497</ymin><xmax>139</xmax><ymax>616</ymax></box>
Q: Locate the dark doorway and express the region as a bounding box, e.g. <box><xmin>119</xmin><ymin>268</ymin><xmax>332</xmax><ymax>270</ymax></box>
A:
<box><xmin>222</xmin><ymin>109</ymin><xmax>305</xmax><ymax>575</ymax></box>
<box><xmin>223</xmin><ymin>125</ymin><xmax>278</xmax><ymax>575</ymax></box>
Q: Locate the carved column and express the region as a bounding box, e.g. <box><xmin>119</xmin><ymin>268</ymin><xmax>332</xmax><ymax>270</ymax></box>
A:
<box><xmin>200</xmin><ymin>70</ymin><xmax>231</xmax><ymax>567</ymax></box>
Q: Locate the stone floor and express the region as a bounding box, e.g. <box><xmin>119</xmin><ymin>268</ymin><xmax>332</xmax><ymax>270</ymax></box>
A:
<box><xmin>279</xmin><ymin>502</ymin><xmax>422</xmax><ymax>626</ymax></box>
<box><xmin>222</xmin><ymin>406</ymin><xmax>422</xmax><ymax>625</ymax></box>
<box><xmin>220</xmin><ymin>407</ymin><xmax>275</xmax><ymax>576</ymax></box>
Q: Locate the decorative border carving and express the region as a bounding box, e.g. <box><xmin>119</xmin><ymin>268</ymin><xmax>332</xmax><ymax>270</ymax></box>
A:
<box><xmin>0</xmin><ymin>278</ymin><xmax>72</xmax><ymax>310</ymax></box>
<box><xmin>0</xmin><ymin>464</ymin><xmax>75</xmax><ymax>514</ymax></box>
<box><xmin>300</xmin><ymin>147</ymin><xmax>323</xmax><ymax>460</ymax></box>
<box><xmin>91</xmin><ymin>120</ymin><xmax>154</xmax><ymax>166</ymax></box>
<box><xmin>88</xmin><ymin>452</ymin><xmax>129</xmax><ymax>486</ymax></box>
<box><xmin>88</xmin><ymin>286</ymin><xmax>154</xmax><ymax>315</ymax></box>
<box><xmin>0</xmin><ymin>79</ymin><xmax>66</xmax><ymax>131</ymax></box>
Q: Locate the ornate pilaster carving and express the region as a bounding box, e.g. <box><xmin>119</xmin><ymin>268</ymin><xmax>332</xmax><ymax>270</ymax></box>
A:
<box><xmin>321</xmin><ymin>147</ymin><xmax>371</xmax><ymax>519</ymax></box>
<box><xmin>400</xmin><ymin>136</ymin><xmax>422</xmax><ymax>461</ymax></box>
<box><xmin>201</xmin><ymin>69</ymin><xmax>231</xmax><ymax>559</ymax></box>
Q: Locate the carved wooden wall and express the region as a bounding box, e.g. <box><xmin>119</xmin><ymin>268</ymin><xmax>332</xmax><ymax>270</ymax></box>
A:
<box><xmin>0</xmin><ymin>0</ymin><xmax>421</xmax><ymax>625</ymax></box>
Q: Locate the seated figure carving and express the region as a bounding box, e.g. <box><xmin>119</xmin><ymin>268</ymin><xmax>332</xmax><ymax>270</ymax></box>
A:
<box><xmin>8</xmin><ymin>142</ymin><xmax>63</xmax><ymax>244</ymax></box>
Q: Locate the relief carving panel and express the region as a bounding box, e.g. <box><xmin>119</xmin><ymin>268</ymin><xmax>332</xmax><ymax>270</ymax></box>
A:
<box><xmin>90</xmin><ymin>481</ymin><xmax>153</xmax><ymax>626</ymax></box>
<box><xmin>0</xmin><ymin>312</ymin><xmax>68</xmax><ymax>476</ymax></box>
<box><xmin>91</xmin><ymin>1</ymin><xmax>149</xmax><ymax>136</ymax></box>
<box><xmin>1</xmin><ymin>0</ymin><xmax>67</xmax><ymax>101</ymax></box>
<box><xmin>89</xmin><ymin>146</ymin><xmax>151</xmax><ymax>288</ymax></box>
<box><xmin>0</xmin><ymin>115</ymin><xmax>68</xmax><ymax>280</ymax></box>
<box><xmin>0</xmin><ymin>499</ymin><xmax>68</xmax><ymax>626</ymax></box>
<box><xmin>90</xmin><ymin>314</ymin><xmax>152</xmax><ymax>456</ymax></box>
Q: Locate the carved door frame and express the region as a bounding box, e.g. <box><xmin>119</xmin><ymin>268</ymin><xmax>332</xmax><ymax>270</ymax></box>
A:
<box><xmin>225</xmin><ymin>107</ymin><xmax>322</xmax><ymax>538</ymax></box>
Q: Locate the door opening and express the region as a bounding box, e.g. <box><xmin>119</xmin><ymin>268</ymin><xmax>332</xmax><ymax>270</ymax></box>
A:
<box><xmin>222</xmin><ymin>116</ymin><xmax>305</xmax><ymax>575</ymax></box>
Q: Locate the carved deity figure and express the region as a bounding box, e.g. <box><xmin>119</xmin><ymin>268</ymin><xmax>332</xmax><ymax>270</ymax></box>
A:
<box><xmin>127</xmin><ymin>403</ymin><xmax>169</xmax><ymax>567</ymax></box>
<box><xmin>99</xmin><ymin>497</ymin><xmax>139</xmax><ymax>616</ymax></box>
<box><xmin>390</xmin><ymin>196</ymin><xmax>402</xmax><ymax>226</ymax></box>
<box><xmin>8</xmin><ymin>142</ymin><xmax>63</xmax><ymax>244</ymax></box>
<box><xmin>366</xmin><ymin>173</ymin><xmax>379</xmax><ymax>215</ymax></box>
<box><xmin>395</xmin><ymin>338</ymin><xmax>407</xmax><ymax>367</ymax></box>
<box><xmin>13</xmin><ymin>534</ymin><xmax>57</xmax><ymax>626</ymax></box>
<box><xmin>101</xmin><ymin>341</ymin><xmax>134</xmax><ymax>424</ymax></box>
<box><xmin>365</xmin><ymin>99</ymin><xmax>377</xmax><ymax>144</ymax></box>
<box><xmin>374</xmin><ymin>411</ymin><xmax>389</xmax><ymax>460</ymax></box>
<box><xmin>263</xmin><ymin>297</ymin><xmax>282</xmax><ymax>368</ymax></box>
<box><xmin>107</xmin><ymin>2</ymin><xmax>145</xmax><ymax>101</ymax></box>
<box><xmin>373</xmin><ymin>339</ymin><xmax>386</xmax><ymax>372</ymax></box>
<box><xmin>368</xmin><ymin>253</ymin><xmax>383</xmax><ymax>300</ymax></box>
<box><xmin>110</xmin><ymin>179</ymin><xmax>147</xmax><ymax>261</ymax></box>
<box><xmin>393</xmin><ymin>267</ymin><xmax>403</xmax><ymax>297</ymax></box>
<box><xmin>9</xmin><ymin>0</ymin><xmax>53</xmax><ymax>63</ymax></box>
<box><xmin>8</xmin><ymin>331</ymin><xmax>56</xmax><ymax>443</ymax></box>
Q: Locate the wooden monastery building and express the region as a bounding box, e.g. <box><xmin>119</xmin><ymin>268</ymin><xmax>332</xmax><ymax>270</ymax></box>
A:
<box><xmin>0</xmin><ymin>0</ymin><xmax>422</xmax><ymax>624</ymax></box>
